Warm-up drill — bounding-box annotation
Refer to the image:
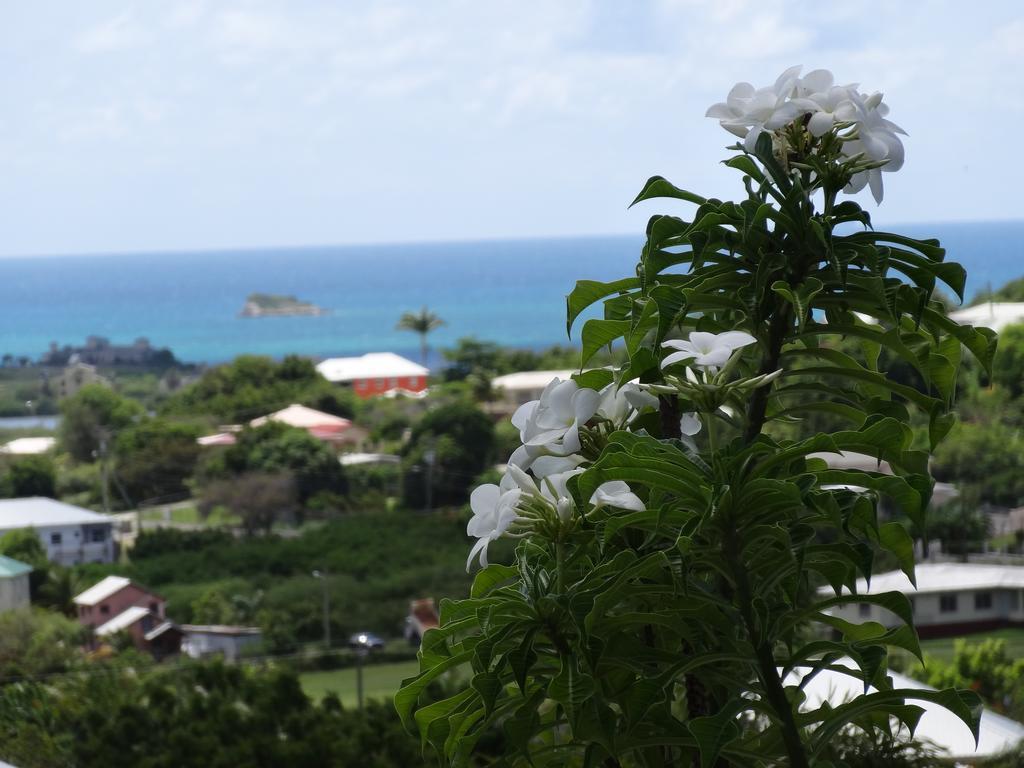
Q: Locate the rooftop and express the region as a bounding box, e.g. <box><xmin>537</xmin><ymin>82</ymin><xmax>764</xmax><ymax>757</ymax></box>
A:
<box><xmin>316</xmin><ymin>352</ymin><xmax>428</xmax><ymax>383</ymax></box>
<box><xmin>180</xmin><ymin>624</ymin><xmax>262</xmax><ymax>636</ymax></box>
<box><xmin>786</xmin><ymin>662</ymin><xmax>1024</xmax><ymax>759</ymax></box>
<box><xmin>0</xmin><ymin>555</ymin><xmax>33</xmax><ymax>578</ymax></box>
<box><xmin>491</xmin><ymin>370</ymin><xmax>576</xmax><ymax>392</ymax></box>
<box><xmin>831</xmin><ymin>563</ymin><xmax>1024</xmax><ymax>596</ymax></box>
<box><xmin>949</xmin><ymin>302</ymin><xmax>1024</xmax><ymax>333</ymax></box>
<box><xmin>339</xmin><ymin>452</ymin><xmax>401</xmax><ymax>466</ymax></box>
<box><xmin>250</xmin><ymin>403</ymin><xmax>352</xmax><ymax>430</ymax></box>
<box><xmin>0</xmin><ymin>437</ymin><xmax>57</xmax><ymax>455</ymax></box>
<box><xmin>74</xmin><ymin>575</ymin><xmax>132</xmax><ymax>606</ymax></box>
<box><xmin>95</xmin><ymin>605</ymin><xmax>152</xmax><ymax>636</ymax></box>
<box><xmin>0</xmin><ymin>497</ymin><xmax>112</xmax><ymax>531</ymax></box>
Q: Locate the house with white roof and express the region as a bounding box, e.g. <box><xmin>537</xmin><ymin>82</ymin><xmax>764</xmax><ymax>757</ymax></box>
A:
<box><xmin>786</xmin><ymin>661</ymin><xmax>1024</xmax><ymax>761</ymax></box>
<box><xmin>0</xmin><ymin>555</ymin><xmax>32</xmax><ymax>612</ymax></box>
<box><xmin>488</xmin><ymin>370</ymin><xmax>575</xmax><ymax>416</ymax></box>
<box><xmin>0</xmin><ymin>497</ymin><xmax>114</xmax><ymax>566</ymax></box>
<box><xmin>197</xmin><ymin>403</ymin><xmax>368</xmax><ymax>449</ymax></box>
<box><xmin>826</xmin><ymin>563</ymin><xmax>1024</xmax><ymax>638</ymax></box>
<box><xmin>74</xmin><ymin>575</ymin><xmax>165</xmax><ymax>632</ymax></box>
<box><xmin>0</xmin><ymin>437</ymin><xmax>57</xmax><ymax>455</ymax></box>
<box><xmin>181</xmin><ymin>624</ymin><xmax>263</xmax><ymax>661</ymax></box>
<box><xmin>949</xmin><ymin>302</ymin><xmax>1024</xmax><ymax>333</ymax></box>
<box><xmin>316</xmin><ymin>352</ymin><xmax>429</xmax><ymax>398</ymax></box>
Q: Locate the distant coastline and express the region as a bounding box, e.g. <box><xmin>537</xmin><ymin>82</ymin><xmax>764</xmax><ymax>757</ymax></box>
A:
<box><xmin>0</xmin><ymin>225</ymin><xmax>1020</xmax><ymax>364</ymax></box>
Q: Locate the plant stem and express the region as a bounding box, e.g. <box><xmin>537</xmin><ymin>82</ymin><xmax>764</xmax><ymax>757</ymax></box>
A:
<box><xmin>743</xmin><ymin>304</ymin><xmax>791</xmax><ymax>444</ymax></box>
<box><xmin>556</xmin><ymin>540</ymin><xmax>565</xmax><ymax>594</ymax></box>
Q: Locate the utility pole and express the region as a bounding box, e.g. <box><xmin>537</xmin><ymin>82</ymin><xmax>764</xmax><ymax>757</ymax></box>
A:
<box><xmin>312</xmin><ymin>569</ymin><xmax>331</xmax><ymax>649</ymax></box>
<box><xmin>424</xmin><ymin>441</ymin><xmax>436</xmax><ymax>511</ymax></box>
<box><xmin>356</xmin><ymin>649</ymin><xmax>366</xmax><ymax>708</ymax></box>
<box><xmin>98</xmin><ymin>434</ymin><xmax>111</xmax><ymax>514</ymax></box>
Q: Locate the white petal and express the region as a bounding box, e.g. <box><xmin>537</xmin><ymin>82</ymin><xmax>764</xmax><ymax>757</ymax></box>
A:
<box><xmin>726</xmin><ymin>81</ymin><xmax>756</xmax><ymax>105</ymax></box>
<box><xmin>590</xmin><ymin>481</ymin><xmax>645</xmax><ymax>512</ymax></box>
<box><xmin>716</xmin><ymin>331</ymin><xmax>757</xmax><ymax>351</ymax></box>
<box><xmin>807</xmin><ymin>111</ymin><xmax>835</xmax><ymax>137</ymax></box>
<box><xmin>511</xmin><ymin>400</ymin><xmax>537</xmax><ymax>433</ymax></box>
<box><xmin>679</xmin><ymin>412</ymin><xmax>703</xmax><ymax>436</ymax></box>
<box><xmin>801</xmin><ymin>69</ymin><xmax>833</xmax><ymax>94</ymax></box>
<box><xmin>705</xmin><ymin>102</ymin><xmax>735</xmax><ymax>119</ymax></box>
<box><xmin>508</xmin><ymin>444</ymin><xmax>536</xmax><ymax>470</ymax></box>
<box><xmin>661</xmin><ymin>350</ymin><xmax>696</xmax><ymax>369</ymax></box>
<box><xmin>470</xmin><ymin>484</ymin><xmax>500</xmax><ymax>520</ymax></box>
<box><xmin>572</xmin><ymin>387</ymin><xmax>602</xmax><ymax>422</ymax></box>
<box><xmin>868</xmin><ymin>169</ymin><xmax>884</xmax><ymax>204</ymax></box>
<box><xmin>532</xmin><ymin>454</ymin><xmax>584</xmax><ymax>478</ymax></box>
<box><xmin>504</xmin><ymin>464</ymin><xmax>538</xmax><ymax>495</ymax></box>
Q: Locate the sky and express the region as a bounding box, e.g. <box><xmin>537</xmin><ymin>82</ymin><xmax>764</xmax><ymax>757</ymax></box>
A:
<box><xmin>1</xmin><ymin>1</ymin><xmax>1022</xmax><ymax>257</ymax></box>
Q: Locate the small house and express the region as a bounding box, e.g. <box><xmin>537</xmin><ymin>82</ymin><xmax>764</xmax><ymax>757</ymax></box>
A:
<box><xmin>74</xmin><ymin>575</ymin><xmax>165</xmax><ymax>632</ymax></box>
<box><xmin>316</xmin><ymin>352</ymin><xmax>429</xmax><ymax>398</ymax></box>
<box><xmin>181</xmin><ymin>624</ymin><xmax>263</xmax><ymax>661</ymax></box>
<box><xmin>826</xmin><ymin>563</ymin><xmax>1024</xmax><ymax>638</ymax></box>
<box><xmin>488</xmin><ymin>370</ymin><xmax>575</xmax><ymax>417</ymax></box>
<box><xmin>0</xmin><ymin>555</ymin><xmax>32</xmax><ymax>612</ymax></box>
<box><xmin>0</xmin><ymin>497</ymin><xmax>114</xmax><ymax>566</ymax></box>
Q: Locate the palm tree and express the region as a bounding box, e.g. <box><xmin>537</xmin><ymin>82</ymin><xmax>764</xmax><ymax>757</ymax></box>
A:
<box><xmin>396</xmin><ymin>306</ymin><xmax>446</xmax><ymax>368</ymax></box>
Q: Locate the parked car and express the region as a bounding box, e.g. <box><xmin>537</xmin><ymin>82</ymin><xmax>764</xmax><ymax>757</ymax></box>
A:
<box><xmin>348</xmin><ymin>631</ymin><xmax>385</xmax><ymax>650</ymax></box>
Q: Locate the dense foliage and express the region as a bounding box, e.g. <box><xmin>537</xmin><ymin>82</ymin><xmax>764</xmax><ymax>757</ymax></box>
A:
<box><xmin>161</xmin><ymin>354</ymin><xmax>355</xmax><ymax>422</ymax></box>
<box><xmin>0</xmin><ymin>662</ymin><xmax>425</xmax><ymax>768</ymax></box>
<box><xmin>59</xmin><ymin>383</ymin><xmax>145</xmax><ymax>462</ymax></box>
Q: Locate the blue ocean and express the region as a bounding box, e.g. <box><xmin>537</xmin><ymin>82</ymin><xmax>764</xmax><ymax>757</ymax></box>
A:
<box><xmin>0</xmin><ymin>222</ymin><xmax>1021</xmax><ymax>365</ymax></box>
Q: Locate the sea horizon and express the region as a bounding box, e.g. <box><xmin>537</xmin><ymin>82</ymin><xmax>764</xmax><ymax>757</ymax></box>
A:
<box><xmin>2</xmin><ymin>222</ymin><xmax>1022</xmax><ymax>366</ymax></box>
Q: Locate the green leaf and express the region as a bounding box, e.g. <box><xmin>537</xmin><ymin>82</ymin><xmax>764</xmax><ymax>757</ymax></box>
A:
<box><xmin>581</xmin><ymin>318</ymin><xmax>630</xmax><ymax>367</ymax></box>
<box><xmin>395</xmin><ymin>650</ymin><xmax>472</xmax><ymax>731</ymax></box>
<box><xmin>877</xmin><ymin>522</ymin><xmax>916</xmax><ymax>587</ymax></box>
<box><xmin>566</xmin><ymin>278</ymin><xmax>639</xmax><ymax>337</ymax></box>
<box><xmin>471</xmin><ymin>564</ymin><xmax>519</xmax><ymax>598</ymax></box>
<box><xmin>548</xmin><ymin>656</ymin><xmax>596</xmax><ymax>727</ymax></box>
<box><xmin>630</xmin><ymin>175</ymin><xmax>707</xmax><ymax>208</ymax></box>
<box><xmin>688</xmin><ymin>705</ymin><xmax>742</xmax><ymax>768</ymax></box>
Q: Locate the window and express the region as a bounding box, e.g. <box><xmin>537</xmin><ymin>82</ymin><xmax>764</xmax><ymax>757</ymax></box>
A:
<box><xmin>389</xmin><ymin>377</ymin><xmax>398</xmax><ymax>388</ymax></box>
<box><xmin>975</xmin><ymin>592</ymin><xmax>993</xmax><ymax>610</ymax></box>
<box><xmin>90</xmin><ymin>528</ymin><xmax>106</xmax><ymax>542</ymax></box>
<box><xmin>100</xmin><ymin>605</ymin><xmax>110</xmax><ymax>615</ymax></box>
<box><xmin>858</xmin><ymin>603</ymin><xmax>871</xmax><ymax>618</ymax></box>
<box><xmin>939</xmin><ymin>593</ymin><xmax>958</xmax><ymax>613</ymax></box>
<box><xmin>376</xmin><ymin>378</ymin><xmax>384</xmax><ymax>387</ymax></box>
<box><xmin>50</xmin><ymin>532</ymin><xmax>62</xmax><ymax>545</ymax></box>
<box><xmin>149</xmin><ymin>602</ymin><xmax>159</xmax><ymax>613</ymax></box>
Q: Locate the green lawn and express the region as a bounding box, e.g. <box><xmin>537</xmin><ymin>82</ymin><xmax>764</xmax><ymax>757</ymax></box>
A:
<box><xmin>300</xmin><ymin>660</ymin><xmax>420</xmax><ymax>706</ymax></box>
<box><xmin>917</xmin><ymin>627</ymin><xmax>1024</xmax><ymax>664</ymax></box>
<box><xmin>139</xmin><ymin>505</ymin><xmax>240</xmax><ymax>527</ymax></box>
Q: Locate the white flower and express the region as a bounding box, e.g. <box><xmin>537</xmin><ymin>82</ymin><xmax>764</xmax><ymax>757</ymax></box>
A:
<box><xmin>466</xmin><ymin>484</ymin><xmax>522</xmax><ymax>570</ymax></box>
<box><xmin>589</xmin><ymin>481</ymin><xmax>645</xmax><ymax>512</ymax></box>
<box><xmin>680</xmin><ymin>412</ymin><xmax>702</xmax><ymax>436</ymax></box>
<box><xmin>661</xmin><ymin>331</ymin><xmax>757</xmax><ymax>371</ymax></box>
<box><xmin>531</xmin><ymin>454</ymin><xmax>585</xmax><ymax>478</ymax></box>
<box><xmin>840</xmin><ymin>91</ymin><xmax>906</xmax><ymax>203</ymax></box>
<box><xmin>597</xmin><ymin>381</ymin><xmax>659</xmax><ymax>425</ymax></box>
<box><xmin>510</xmin><ymin>378</ymin><xmax>601</xmax><ymax>468</ymax></box>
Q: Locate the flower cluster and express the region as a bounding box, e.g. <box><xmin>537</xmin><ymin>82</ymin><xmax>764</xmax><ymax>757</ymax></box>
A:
<box><xmin>466</xmin><ymin>331</ymin><xmax>774</xmax><ymax>568</ymax></box>
<box><xmin>466</xmin><ymin>376</ymin><xmax>654</xmax><ymax>569</ymax></box>
<box><xmin>706</xmin><ymin>65</ymin><xmax>905</xmax><ymax>203</ymax></box>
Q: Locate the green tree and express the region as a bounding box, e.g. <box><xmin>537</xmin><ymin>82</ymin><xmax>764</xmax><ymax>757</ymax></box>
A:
<box><xmin>199</xmin><ymin>471</ymin><xmax>298</xmax><ymax>535</ymax></box>
<box><xmin>401</xmin><ymin>401</ymin><xmax>494</xmax><ymax>508</ymax></box>
<box><xmin>114</xmin><ymin>417</ymin><xmax>203</xmax><ymax>504</ymax></box>
<box><xmin>59</xmin><ymin>383</ymin><xmax>144</xmax><ymax>463</ymax></box>
<box><xmin>0</xmin><ymin>455</ymin><xmax>56</xmax><ymax>498</ymax></box>
<box><xmin>220</xmin><ymin>422</ymin><xmax>348</xmax><ymax>505</ymax></box>
<box><xmin>161</xmin><ymin>354</ymin><xmax>351</xmax><ymax>422</ymax></box>
<box><xmin>932</xmin><ymin>421</ymin><xmax>1024</xmax><ymax>506</ymax></box>
<box><xmin>191</xmin><ymin>586</ymin><xmax>238</xmax><ymax>624</ymax></box>
<box><xmin>992</xmin><ymin>323</ymin><xmax>1024</xmax><ymax>398</ymax></box>
<box><xmin>0</xmin><ymin>608</ymin><xmax>85</xmax><ymax>680</ymax></box>
<box><xmin>397</xmin><ymin>306</ymin><xmax>445</xmax><ymax>367</ymax></box>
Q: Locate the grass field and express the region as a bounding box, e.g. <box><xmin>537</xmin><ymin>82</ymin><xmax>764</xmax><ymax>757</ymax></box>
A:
<box><xmin>300</xmin><ymin>660</ymin><xmax>420</xmax><ymax>706</ymax></box>
<box><xmin>917</xmin><ymin>627</ymin><xmax>1024</xmax><ymax>664</ymax></box>
<box><xmin>139</xmin><ymin>505</ymin><xmax>240</xmax><ymax>527</ymax></box>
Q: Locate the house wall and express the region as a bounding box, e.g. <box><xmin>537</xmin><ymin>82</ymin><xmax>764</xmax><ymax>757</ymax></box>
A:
<box><xmin>78</xmin><ymin>585</ymin><xmax>165</xmax><ymax>629</ymax></box>
<box><xmin>0</xmin><ymin>574</ymin><xmax>30</xmax><ymax>612</ymax></box>
<box><xmin>182</xmin><ymin>631</ymin><xmax>262</xmax><ymax>661</ymax></box>
<box><xmin>352</xmin><ymin>375</ymin><xmax>425</xmax><ymax>398</ymax></box>
<box><xmin>10</xmin><ymin>522</ymin><xmax>116</xmax><ymax>566</ymax></box>
<box><xmin>833</xmin><ymin>587</ymin><xmax>1024</xmax><ymax>637</ymax></box>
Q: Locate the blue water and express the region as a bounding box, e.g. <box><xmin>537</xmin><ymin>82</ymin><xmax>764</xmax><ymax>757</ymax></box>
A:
<box><xmin>0</xmin><ymin>224</ymin><xmax>1021</xmax><ymax>364</ymax></box>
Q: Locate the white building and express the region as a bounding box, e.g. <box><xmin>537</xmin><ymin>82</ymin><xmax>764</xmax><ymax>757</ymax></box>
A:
<box><xmin>0</xmin><ymin>437</ymin><xmax>57</xmax><ymax>455</ymax></box>
<box><xmin>316</xmin><ymin>352</ymin><xmax>429</xmax><ymax>398</ymax></box>
<box><xmin>181</xmin><ymin>624</ymin><xmax>263</xmax><ymax>661</ymax></box>
<box><xmin>0</xmin><ymin>555</ymin><xmax>32</xmax><ymax>612</ymax></box>
<box><xmin>488</xmin><ymin>370</ymin><xmax>575</xmax><ymax>416</ymax></box>
<box><xmin>786</xmin><ymin>661</ymin><xmax>1024</xmax><ymax>761</ymax></box>
<box><xmin>0</xmin><ymin>497</ymin><xmax>114</xmax><ymax>566</ymax></box>
<box><xmin>827</xmin><ymin>563</ymin><xmax>1024</xmax><ymax>638</ymax></box>
<box><xmin>949</xmin><ymin>302</ymin><xmax>1024</xmax><ymax>333</ymax></box>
